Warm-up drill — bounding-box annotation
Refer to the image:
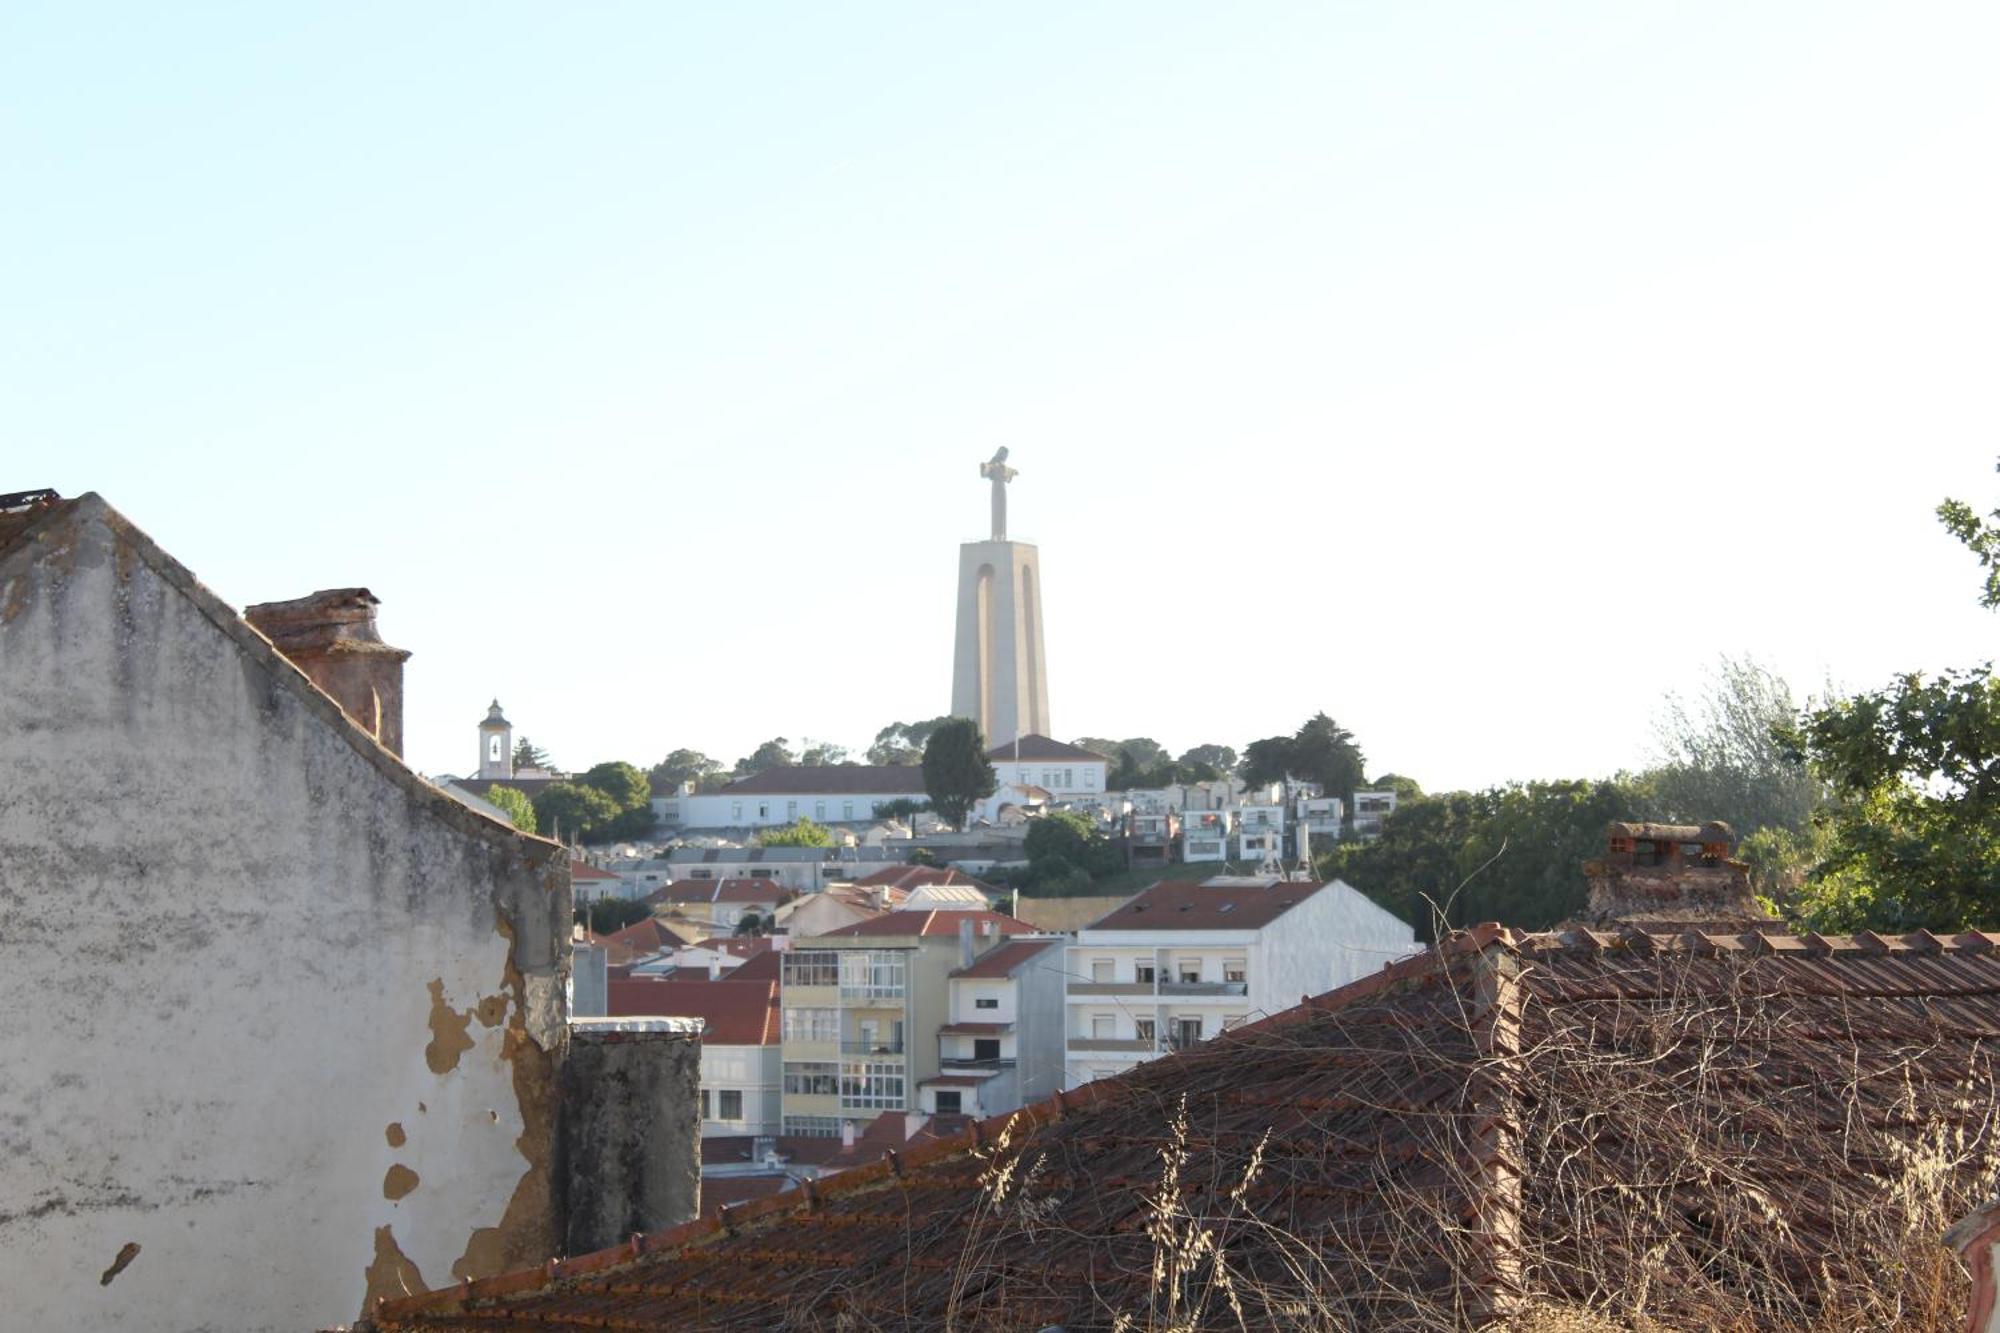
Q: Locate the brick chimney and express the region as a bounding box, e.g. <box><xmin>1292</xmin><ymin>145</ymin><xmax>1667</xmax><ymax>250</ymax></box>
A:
<box><xmin>244</xmin><ymin>588</ymin><xmax>411</xmax><ymax>757</ymax></box>
<box><xmin>1578</xmin><ymin>821</ymin><xmax>1774</xmax><ymax>929</ymax></box>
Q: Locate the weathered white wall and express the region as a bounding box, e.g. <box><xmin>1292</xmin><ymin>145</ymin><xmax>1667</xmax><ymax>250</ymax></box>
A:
<box><xmin>0</xmin><ymin>499</ymin><xmax>570</xmax><ymax>1332</ymax></box>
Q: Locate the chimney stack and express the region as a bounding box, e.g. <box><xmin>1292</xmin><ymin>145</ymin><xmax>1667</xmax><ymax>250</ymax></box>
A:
<box><xmin>1579</xmin><ymin>821</ymin><xmax>1773</xmax><ymax>929</ymax></box>
<box><xmin>959</xmin><ymin>916</ymin><xmax>975</xmax><ymax>970</ymax></box>
<box><xmin>245</xmin><ymin>588</ymin><xmax>411</xmax><ymax>757</ymax></box>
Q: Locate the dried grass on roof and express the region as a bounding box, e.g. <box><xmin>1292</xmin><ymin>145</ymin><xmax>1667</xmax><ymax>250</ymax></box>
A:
<box><xmin>371</xmin><ymin>928</ymin><xmax>2000</xmax><ymax>1331</ymax></box>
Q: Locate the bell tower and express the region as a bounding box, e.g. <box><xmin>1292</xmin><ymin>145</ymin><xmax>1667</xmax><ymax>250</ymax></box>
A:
<box><xmin>478</xmin><ymin>700</ymin><xmax>513</xmax><ymax>780</ymax></box>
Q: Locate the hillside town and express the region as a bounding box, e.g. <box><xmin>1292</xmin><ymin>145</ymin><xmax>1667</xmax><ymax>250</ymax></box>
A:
<box><xmin>10</xmin><ymin>8</ymin><xmax>2000</xmax><ymax>1332</ymax></box>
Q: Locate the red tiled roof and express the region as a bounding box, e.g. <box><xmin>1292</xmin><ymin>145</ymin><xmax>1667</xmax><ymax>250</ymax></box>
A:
<box><xmin>696</xmin><ymin>1175</ymin><xmax>791</xmax><ymax>1219</ymax></box>
<box><xmin>813</xmin><ymin>910</ymin><xmax>1033</xmax><ymax>940</ymax></box>
<box><xmin>593</xmin><ymin>917</ymin><xmax>692</xmax><ymax>967</ymax></box>
<box><xmin>717</xmin><ymin>765</ymin><xmax>926</xmax><ymax>797</ymax></box>
<box><xmin>719</xmin><ymin>949</ymin><xmax>782</xmax><ymax>982</ymax></box>
<box><xmin>605</xmin><ymin>978</ymin><xmax>779</xmax><ymax>1045</ymax></box>
<box><xmin>1083</xmin><ymin>877</ymin><xmax>1330</xmax><ymax>931</ymax></box>
<box><xmin>569</xmin><ymin>860</ymin><xmax>620</xmax><ymax>881</ymax></box>
<box><xmin>649</xmin><ymin>878</ymin><xmax>789</xmax><ymax>906</ymax></box>
<box><xmin>372</xmin><ymin>924</ymin><xmax>2000</xmax><ymax>1332</ymax></box>
<box><xmin>985</xmin><ymin>734</ymin><xmax>1112</xmax><ymax>763</ymax></box>
<box><xmin>948</xmin><ymin>938</ymin><xmax>1060</xmax><ymax>979</ymax></box>
<box><xmin>851</xmin><ymin>865</ymin><xmax>996</xmax><ymax>894</ymax></box>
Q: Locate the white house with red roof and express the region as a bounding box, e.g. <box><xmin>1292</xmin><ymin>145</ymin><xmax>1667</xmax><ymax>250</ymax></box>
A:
<box><xmin>608</xmin><ymin>975</ymin><xmax>782</xmax><ymax>1138</ymax></box>
<box><xmin>985</xmin><ymin>734</ymin><xmax>1111</xmax><ymax>801</ymax></box>
<box><xmin>921</xmin><ymin>937</ymin><xmax>1066</xmax><ymax>1121</ymax></box>
<box><xmin>1064</xmin><ymin>873</ymin><xmax>1417</xmax><ymax>1089</ymax></box>
<box><xmin>568</xmin><ymin>859</ymin><xmax>625</xmax><ymax>904</ymax></box>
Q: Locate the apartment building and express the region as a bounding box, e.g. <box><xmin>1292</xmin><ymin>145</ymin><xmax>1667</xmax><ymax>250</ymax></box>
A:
<box><xmin>921</xmin><ymin>938</ymin><xmax>1065</xmax><ymax>1120</ymax></box>
<box><xmin>1235</xmin><ymin>802</ymin><xmax>1286</xmax><ymax>862</ymax></box>
<box><xmin>608</xmin><ymin>971</ymin><xmax>781</xmax><ymax>1138</ymax></box>
<box><xmin>777</xmin><ymin>910</ymin><xmax>1037</xmax><ymax>1136</ymax></box>
<box><xmin>1351</xmin><ymin>788</ymin><xmax>1401</xmax><ymax>839</ymax></box>
<box><xmin>1064</xmin><ymin>875</ymin><xmax>1418</xmax><ymax>1089</ymax></box>
<box><xmin>1181</xmin><ymin>808</ymin><xmax>1232</xmax><ymax>863</ymax></box>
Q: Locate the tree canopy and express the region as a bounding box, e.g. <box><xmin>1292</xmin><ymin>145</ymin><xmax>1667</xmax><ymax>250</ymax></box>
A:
<box><xmin>758</xmin><ymin>817</ymin><xmax>835</xmax><ymax>848</ymax></box>
<box><xmin>648</xmin><ymin>749</ymin><xmax>723</xmax><ymax>794</ymax></box>
<box><xmin>1241</xmin><ymin>714</ymin><xmax>1367</xmax><ymax>803</ymax></box>
<box><xmin>512</xmin><ymin>737</ymin><xmax>551</xmax><ymax>772</ymax></box>
<box><xmin>733</xmin><ymin>738</ymin><xmax>796</xmax><ymax>777</ymax></box>
<box><xmin>867</xmin><ymin>717</ymin><xmax>955</xmax><ymax>765</ymax></box>
<box><xmin>1642</xmin><ymin>655</ymin><xmax>1821</xmax><ymax>836</ymax></box>
<box><xmin>922</xmin><ymin>718</ymin><xmax>997</xmax><ymax>831</ymax></box>
<box><xmin>799</xmin><ymin>742</ymin><xmax>850</xmax><ymax>766</ymax></box>
<box><xmin>1020</xmin><ymin>809</ymin><xmax>1123</xmax><ymax>894</ymax></box>
<box><xmin>533</xmin><ymin>783</ymin><xmax>621</xmax><ymax>844</ymax></box>
<box><xmin>483</xmin><ymin>784</ymin><xmax>537</xmax><ymax>834</ymax></box>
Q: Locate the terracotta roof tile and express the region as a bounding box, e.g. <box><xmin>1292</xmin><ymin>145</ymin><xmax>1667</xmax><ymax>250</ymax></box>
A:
<box><xmin>948</xmin><ymin>938</ymin><xmax>1061</xmax><ymax>978</ymax></box>
<box><xmin>813</xmin><ymin>909</ymin><xmax>1033</xmax><ymax>940</ymax></box>
<box><xmin>374</xmin><ymin>924</ymin><xmax>2000</xmax><ymax>1331</ymax></box>
<box><xmin>984</xmin><ymin>734</ymin><xmax>1112</xmax><ymax>763</ymax></box>
<box><xmin>605</xmin><ymin>978</ymin><xmax>779</xmax><ymax>1045</ymax></box>
<box><xmin>1083</xmin><ymin>877</ymin><xmax>1331</xmax><ymax>931</ymax></box>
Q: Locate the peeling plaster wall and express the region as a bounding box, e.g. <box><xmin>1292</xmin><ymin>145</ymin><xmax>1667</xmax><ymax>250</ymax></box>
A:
<box><xmin>0</xmin><ymin>499</ymin><xmax>571</xmax><ymax>1332</ymax></box>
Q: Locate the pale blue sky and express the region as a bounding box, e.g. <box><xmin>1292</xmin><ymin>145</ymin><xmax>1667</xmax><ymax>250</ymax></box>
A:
<box><xmin>7</xmin><ymin>3</ymin><xmax>1998</xmax><ymax>789</ymax></box>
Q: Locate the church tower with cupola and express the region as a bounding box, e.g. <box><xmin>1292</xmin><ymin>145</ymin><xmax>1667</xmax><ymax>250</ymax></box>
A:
<box><xmin>477</xmin><ymin>700</ymin><xmax>513</xmax><ymax>781</ymax></box>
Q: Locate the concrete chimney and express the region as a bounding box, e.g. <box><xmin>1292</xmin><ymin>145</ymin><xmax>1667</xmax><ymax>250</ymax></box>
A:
<box><xmin>959</xmin><ymin>916</ymin><xmax>975</xmax><ymax>970</ymax></box>
<box><xmin>840</xmin><ymin>1118</ymin><xmax>857</xmax><ymax>1150</ymax></box>
<box><xmin>245</xmin><ymin>588</ymin><xmax>411</xmax><ymax>757</ymax></box>
<box><xmin>1579</xmin><ymin>821</ymin><xmax>1772</xmax><ymax>929</ymax></box>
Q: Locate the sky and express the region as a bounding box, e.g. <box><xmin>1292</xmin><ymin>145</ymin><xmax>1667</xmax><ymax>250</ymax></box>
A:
<box><xmin>7</xmin><ymin>2</ymin><xmax>1998</xmax><ymax>791</ymax></box>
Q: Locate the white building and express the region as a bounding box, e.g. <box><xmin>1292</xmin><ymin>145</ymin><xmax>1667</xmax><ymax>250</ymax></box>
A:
<box><xmin>1297</xmin><ymin>795</ymin><xmax>1344</xmax><ymax>842</ymax></box>
<box><xmin>1063</xmin><ymin>875</ymin><xmax>1418</xmax><ymax>1089</ymax></box>
<box><xmin>985</xmin><ymin>734</ymin><xmax>1111</xmax><ymax>801</ymax></box>
<box><xmin>1235</xmin><ymin>803</ymin><xmax>1286</xmax><ymax>863</ymax></box>
<box><xmin>1351</xmin><ymin>788</ymin><xmax>1401</xmax><ymax>839</ymax></box>
<box><xmin>1181</xmin><ymin>808</ymin><xmax>1232</xmax><ymax>863</ymax></box>
<box><xmin>921</xmin><ymin>938</ymin><xmax>1066</xmax><ymax>1121</ymax></box>
<box><xmin>680</xmin><ymin>766</ymin><xmax>930</xmax><ymax>832</ymax></box>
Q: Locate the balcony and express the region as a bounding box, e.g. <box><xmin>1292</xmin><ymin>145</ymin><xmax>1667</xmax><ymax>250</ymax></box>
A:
<box><xmin>1069</xmin><ymin>982</ymin><xmax>1155</xmax><ymax>997</ymax></box>
<box><xmin>1068</xmin><ymin>1037</ymin><xmax>1154</xmax><ymax>1053</ymax></box>
<box><xmin>839</xmin><ymin>988</ymin><xmax>906</xmax><ymax>1004</ymax></box>
<box><xmin>1160</xmin><ymin>980</ymin><xmax>1248</xmax><ymax>997</ymax></box>
<box><xmin>840</xmin><ymin>1041</ymin><xmax>906</xmax><ymax>1056</ymax></box>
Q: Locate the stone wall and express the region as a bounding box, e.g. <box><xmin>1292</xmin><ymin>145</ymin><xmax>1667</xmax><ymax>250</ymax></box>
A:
<box><xmin>560</xmin><ymin>1018</ymin><xmax>702</xmax><ymax>1254</ymax></box>
<box><xmin>0</xmin><ymin>497</ymin><xmax>571</xmax><ymax>1331</ymax></box>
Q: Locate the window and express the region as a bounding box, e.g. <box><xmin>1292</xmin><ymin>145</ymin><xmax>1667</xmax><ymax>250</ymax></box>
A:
<box><xmin>783</xmin><ymin>1115</ymin><xmax>841</xmax><ymax>1138</ymax></box>
<box><xmin>974</xmin><ymin>997</ymin><xmax>1000</xmax><ymax>1010</ymax></box>
<box><xmin>787</xmin><ymin>801</ymin><xmax>798</xmax><ymax>819</ymax></box>
<box><xmin>718</xmin><ymin>1089</ymin><xmax>743</xmax><ymax>1120</ymax></box>
<box><xmin>839</xmin><ymin>951</ymin><xmax>907</xmax><ymax>1000</ymax></box>
<box><xmin>487</xmin><ymin>735</ymin><xmax>502</xmax><ymax>762</ymax></box>
<box><xmin>839</xmin><ymin>1062</ymin><xmax>906</xmax><ymax>1110</ymax></box>
<box><xmin>1063</xmin><ymin>768</ymin><xmax>1073</xmax><ymax>788</ymax></box>
<box><xmin>814</xmin><ymin>801</ymin><xmax>825</xmax><ymax>820</ymax></box>
<box><xmin>1090</xmin><ymin>959</ymin><xmax>1113</xmax><ymax>983</ymax></box>
<box><xmin>1178</xmin><ymin>960</ymin><xmax>1202</xmax><ymax>984</ymax></box>
<box><xmin>783</xmin><ymin>1061</ymin><xmax>838</xmax><ymax>1095</ymax></box>
<box><xmin>758</xmin><ymin>803</ymin><xmax>769</xmax><ymax>819</ymax></box>
<box><xmin>1092</xmin><ymin>1015</ymin><xmax>1114</xmax><ymax>1038</ymax></box>
<box><xmin>749</xmin><ymin>867</ymin><xmax>775</xmax><ymax>878</ymax></box>
<box><xmin>782</xmin><ymin>951</ymin><xmax>840</xmax><ymax>988</ymax></box>
<box><xmin>1135</xmin><ymin>1019</ymin><xmax>1156</xmax><ymax>1045</ymax></box>
<box><xmin>700</xmin><ymin>1089</ymin><xmax>712</xmax><ymax>1119</ymax></box>
<box><xmin>1175</xmin><ymin>1017</ymin><xmax>1203</xmax><ymax>1048</ymax></box>
<box><xmin>935</xmin><ymin>1090</ymin><xmax>962</xmax><ymax>1115</ymax></box>
<box><xmin>731</xmin><ymin>802</ymin><xmax>742</xmax><ymax>821</ymax></box>
<box><xmin>782</xmin><ymin>1007</ymin><xmax>839</xmax><ymax>1042</ymax></box>
<box><xmin>973</xmin><ymin>1038</ymin><xmax>1001</xmax><ymax>1061</ymax></box>
<box><xmin>843</xmin><ymin>802</ymin><xmax>853</xmax><ymax>820</ymax></box>
<box><xmin>1224</xmin><ymin>959</ymin><xmax>1246</xmax><ymax>983</ymax></box>
<box><xmin>1134</xmin><ymin>962</ymin><xmax>1156</xmax><ymax>983</ymax></box>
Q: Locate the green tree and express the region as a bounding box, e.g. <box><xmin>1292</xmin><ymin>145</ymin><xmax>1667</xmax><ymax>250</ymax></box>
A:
<box><xmin>1239</xmin><ymin>735</ymin><xmax>1295</xmax><ymax>789</ymax></box>
<box><xmin>874</xmin><ymin>798</ymin><xmax>932</xmax><ymax>825</ymax></box>
<box><xmin>533</xmin><ymin>782</ymin><xmax>621</xmax><ymax>843</ymax></box>
<box><xmin>576</xmin><ymin>897</ymin><xmax>652</xmax><ymax>933</ymax></box>
<box><xmin>483</xmin><ymin>784</ymin><xmax>538</xmax><ymax>834</ymax></box>
<box><xmin>1367</xmin><ymin>773</ymin><xmax>1424</xmax><ymax>802</ymax></box>
<box><xmin>1779</xmin><ymin>464</ymin><xmax>2000</xmax><ymax>932</ymax></box>
<box><xmin>922</xmin><ymin>718</ymin><xmax>998</xmax><ymax>831</ymax></box>
<box><xmin>649</xmin><ymin>749</ymin><xmax>723</xmax><ymax>793</ymax></box>
<box><xmin>579</xmin><ymin>761</ymin><xmax>650</xmax><ymax>810</ymax></box>
<box><xmin>1642</xmin><ymin>655</ymin><xmax>1822</xmax><ymax>835</ymax></box>
<box><xmin>1289</xmin><ymin>714</ymin><xmax>1367</xmax><ymax>804</ymax></box>
<box><xmin>758</xmin><ymin>817</ymin><xmax>834</xmax><ymax>848</ymax></box>
<box><xmin>1787</xmin><ymin>666</ymin><xmax>2000</xmax><ymax>931</ymax></box>
<box><xmin>867</xmin><ymin>717</ymin><xmax>955</xmax><ymax>765</ymax></box>
<box><xmin>1023</xmin><ymin>809</ymin><xmax>1122</xmax><ymax>889</ymax></box>
<box><xmin>799</xmin><ymin>742</ymin><xmax>850</xmax><ymax>766</ymax></box>
<box><xmin>733</xmin><ymin>738</ymin><xmax>796</xmax><ymax>777</ymax></box>
<box><xmin>1330</xmin><ymin>778</ymin><xmax>1650</xmax><ymax>940</ymax></box>
<box><xmin>733</xmin><ymin>910</ymin><xmax>768</xmax><ymax>937</ymax></box>
<box><xmin>513</xmin><ymin>737</ymin><xmax>552</xmax><ymax>772</ymax></box>
<box><xmin>1179</xmin><ymin>744</ymin><xmax>1238</xmax><ymax>776</ymax></box>
<box><xmin>1938</xmin><ymin>458</ymin><xmax>2000</xmax><ymax>610</ymax></box>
